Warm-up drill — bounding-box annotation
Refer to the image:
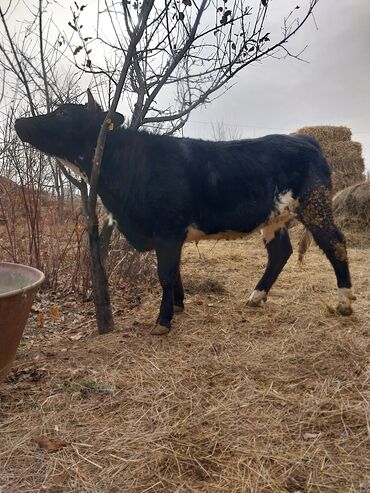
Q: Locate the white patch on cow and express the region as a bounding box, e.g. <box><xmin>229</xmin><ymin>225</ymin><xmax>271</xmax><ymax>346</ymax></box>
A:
<box><xmin>248</xmin><ymin>289</ymin><xmax>267</xmax><ymax>306</ymax></box>
<box><xmin>271</xmin><ymin>190</ymin><xmax>298</xmax><ymax>218</ymax></box>
<box><xmin>185</xmin><ymin>225</ymin><xmax>247</xmax><ymax>243</ymax></box>
<box><xmin>107</xmin><ymin>212</ymin><xmax>114</xmax><ymax>226</ymax></box>
<box><xmin>277</xmin><ymin>190</ymin><xmax>294</xmax><ymax>213</ymax></box>
<box><xmin>261</xmin><ymin>213</ymin><xmax>291</xmax><ymax>243</ymax></box>
<box><xmin>58</xmin><ymin>158</ymin><xmax>89</xmax><ymax>183</ymax></box>
<box><xmin>78</xmin><ymin>155</ymin><xmax>85</xmax><ymax>161</ymax></box>
<box><xmin>261</xmin><ymin>190</ymin><xmax>299</xmax><ymax>244</ymax></box>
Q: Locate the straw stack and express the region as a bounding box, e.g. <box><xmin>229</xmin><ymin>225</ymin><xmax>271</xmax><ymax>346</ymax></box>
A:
<box><xmin>296</xmin><ymin>126</ymin><xmax>365</xmax><ymax>192</ymax></box>
<box><xmin>333</xmin><ymin>181</ymin><xmax>370</xmax><ymax>244</ymax></box>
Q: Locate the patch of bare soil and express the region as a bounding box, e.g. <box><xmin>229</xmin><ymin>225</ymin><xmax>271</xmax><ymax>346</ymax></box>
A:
<box><xmin>1</xmin><ymin>231</ymin><xmax>369</xmax><ymax>493</ymax></box>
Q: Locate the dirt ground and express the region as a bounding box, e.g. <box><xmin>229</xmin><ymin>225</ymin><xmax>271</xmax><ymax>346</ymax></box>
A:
<box><xmin>0</xmin><ymin>231</ymin><xmax>369</xmax><ymax>493</ymax></box>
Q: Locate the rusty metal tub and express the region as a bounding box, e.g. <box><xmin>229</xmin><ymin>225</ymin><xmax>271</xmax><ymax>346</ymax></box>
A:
<box><xmin>0</xmin><ymin>262</ymin><xmax>44</xmax><ymax>382</ymax></box>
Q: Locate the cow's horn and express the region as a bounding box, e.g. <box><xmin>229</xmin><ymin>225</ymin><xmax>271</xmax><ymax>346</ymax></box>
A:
<box><xmin>87</xmin><ymin>89</ymin><xmax>98</xmax><ymax>112</ymax></box>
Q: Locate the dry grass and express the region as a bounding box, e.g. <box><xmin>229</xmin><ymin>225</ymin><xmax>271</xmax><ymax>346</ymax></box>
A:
<box><xmin>0</xmin><ymin>231</ymin><xmax>369</xmax><ymax>493</ymax></box>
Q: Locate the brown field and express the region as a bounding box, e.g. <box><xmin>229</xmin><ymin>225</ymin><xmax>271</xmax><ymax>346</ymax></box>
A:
<box><xmin>0</xmin><ymin>230</ymin><xmax>369</xmax><ymax>493</ymax></box>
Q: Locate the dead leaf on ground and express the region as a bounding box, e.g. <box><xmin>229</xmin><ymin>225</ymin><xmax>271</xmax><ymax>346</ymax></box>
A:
<box><xmin>32</xmin><ymin>435</ymin><xmax>69</xmax><ymax>452</ymax></box>
<box><xmin>50</xmin><ymin>306</ymin><xmax>60</xmax><ymax>320</ymax></box>
<box><xmin>37</xmin><ymin>312</ymin><xmax>45</xmax><ymax>326</ymax></box>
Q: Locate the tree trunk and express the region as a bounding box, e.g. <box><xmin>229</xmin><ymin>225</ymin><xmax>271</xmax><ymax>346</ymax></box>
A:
<box><xmin>57</xmin><ymin>167</ymin><xmax>65</xmax><ymax>223</ymax></box>
<box><xmin>87</xmin><ymin>209</ymin><xmax>114</xmax><ymax>334</ymax></box>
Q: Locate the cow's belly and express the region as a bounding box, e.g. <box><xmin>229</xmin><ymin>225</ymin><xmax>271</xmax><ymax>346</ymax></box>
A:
<box><xmin>185</xmin><ymin>210</ymin><xmax>295</xmax><ymax>244</ymax></box>
<box><xmin>185</xmin><ymin>226</ymin><xmax>250</xmax><ymax>242</ymax></box>
<box><xmin>185</xmin><ymin>191</ymin><xmax>299</xmax><ymax>243</ymax></box>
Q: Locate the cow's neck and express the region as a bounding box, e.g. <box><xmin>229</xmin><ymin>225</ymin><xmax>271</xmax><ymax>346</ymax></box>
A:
<box><xmin>59</xmin><ymin>141</ymin><xmax>96</xmax><ymax>181</ymax></box>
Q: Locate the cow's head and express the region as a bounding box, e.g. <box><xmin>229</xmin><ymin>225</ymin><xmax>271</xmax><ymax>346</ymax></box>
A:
<box><xmin>15</xmin><ymin>90</ymin><xmax>124</xmax><ymax>179</ymax></box>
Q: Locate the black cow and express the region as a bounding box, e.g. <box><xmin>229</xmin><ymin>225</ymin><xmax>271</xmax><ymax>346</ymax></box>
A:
<box><xmin>15</xmin><ymin>92</ymin><xmax>353</xmax><ymax>334</ymax></box>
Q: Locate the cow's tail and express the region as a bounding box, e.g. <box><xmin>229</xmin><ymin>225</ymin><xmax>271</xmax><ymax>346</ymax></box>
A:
<box><xmin>298</xmin><ymin>227</ymin><xmax>313</xmax><ymax>264</ymax></box>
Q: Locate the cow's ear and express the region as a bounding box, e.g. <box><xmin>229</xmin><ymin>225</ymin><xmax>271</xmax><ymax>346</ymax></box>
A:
<box><xmin>112</xmin><ymin>112</ymin><xmax>125</xmax><ymax>128</ymax></box>
<box><xmin>86</xmin><ymin>89</ymin><xmax>99</xmax><ymax>112</ymax></box>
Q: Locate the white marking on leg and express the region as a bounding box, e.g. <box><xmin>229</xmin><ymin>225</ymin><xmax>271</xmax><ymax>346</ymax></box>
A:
<box><xmin>338</xmin><ymin>288</ymin><xmax>351</xmax><ymax>304</ymax></box>
<box><xmin>248</xmin><ymin>289</ymin><xmax>267</xmax><ymax>307</ymax></box>
<box><xmin>336</xmin><ymin>287</ymin><xmax>353</xmax><ymax>315</ymax></box>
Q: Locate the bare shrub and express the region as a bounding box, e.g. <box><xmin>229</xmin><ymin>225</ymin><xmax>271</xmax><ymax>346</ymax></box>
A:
<box><xmin>106</xmin><ymin>228</ymin><xmax>156</xmax><ymax>287</ymax></box>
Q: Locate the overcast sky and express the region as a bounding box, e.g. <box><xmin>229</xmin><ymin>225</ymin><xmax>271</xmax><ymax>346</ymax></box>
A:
<box><xmin>4</xmin><ymin>0</ymin><xmax>370</xmax><ymax>170</ymax></box>
<box><xmin>185</xmin><ymin>0</ymin><xmax>370</xmax><ymax>170</ymax></box>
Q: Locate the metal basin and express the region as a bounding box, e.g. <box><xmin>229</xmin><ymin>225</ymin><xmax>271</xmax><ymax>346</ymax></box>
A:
<box><xmin>0</xmin><ymin>262</ymin><xmax>44</xmax><ymax>382</ymax></box>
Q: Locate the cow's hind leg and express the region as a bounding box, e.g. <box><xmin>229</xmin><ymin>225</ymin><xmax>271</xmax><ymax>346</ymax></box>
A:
<box><xmin>151</xmin><ymin>241</ymin><xmax>183</xmax><ymax>335</ymax></box>
<box><xmin>298</xmin><ymin>186</ymin><xmax>353</xmax><ymax>315</ymax></box>
<box><xmin>248</xmin><ymin>226</ymin><xmax>292</xmax><ymax>306</ymax></box>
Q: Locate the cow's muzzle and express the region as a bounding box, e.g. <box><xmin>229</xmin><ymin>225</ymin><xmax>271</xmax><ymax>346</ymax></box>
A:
<box><xmin>14</xmin><ymin>118</ymin><xmax>32</xmax><ymax>143</ymax></box>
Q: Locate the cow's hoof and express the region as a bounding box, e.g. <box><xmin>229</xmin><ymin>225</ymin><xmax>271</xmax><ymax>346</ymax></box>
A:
<box><xmin>174</xmin><ymin>304</ymin><xmax>184</xmax><ymax>313</ymax></box>
<box><xmin>336</xmin><ymin>303</ymin><xmax>353</xmax><ymax>316</ymax></box>
<box><xmin>247</xmin><ymin>299</ymin><xmax>263</xmax><ymax>307</ymax></box>
<box><xmin>247</xmin><ymin>289</ymin><xmax>267</xmax><ymax>307</ymax></box>
<box><xmin>150</xmin><ymin>324</ymin><xmax>171</xmax><ymax>335</ymax></box>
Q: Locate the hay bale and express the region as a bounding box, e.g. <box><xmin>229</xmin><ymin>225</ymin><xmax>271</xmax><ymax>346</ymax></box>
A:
<box><xmin>322</xmin><ymin>141</ymin><xmax>363</xmax><ymax>173</ymax></box>
<box><xmin>297</xmin><ymin>125</ymin><xmax>352</xmax><ymax>143</ymax></box>
<box><xmin>295</xmin><ymin>126</ymin><xmax>365</xmax><ymax>192</ymax></box>
<box><xmin>333</xmin><ymin>182</ymin><xmax>370</xmax><ymax>229</ymax></box>
<box><xmin>323</xmin><ymin>141</ymin><xmax>365</xmax><ymax>190</ymax></box>
<box><xmin>333</xmin><ymin>182</ymin><xmax>370</xmax><ymax>245</ymax></box>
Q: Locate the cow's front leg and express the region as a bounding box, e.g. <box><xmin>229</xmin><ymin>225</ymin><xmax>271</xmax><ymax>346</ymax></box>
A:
<box><xmin>151</xmin><ymin>241</ymin><xmax>183</xmax><ymax>335</ymax></box>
